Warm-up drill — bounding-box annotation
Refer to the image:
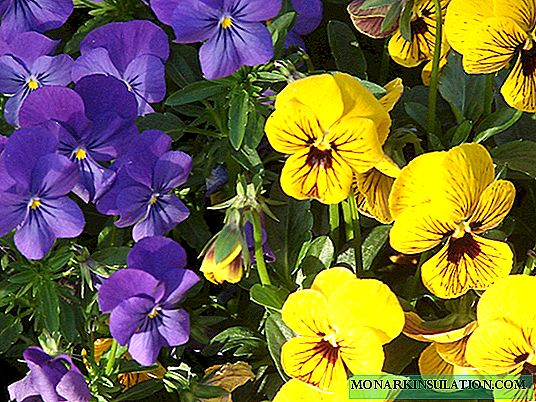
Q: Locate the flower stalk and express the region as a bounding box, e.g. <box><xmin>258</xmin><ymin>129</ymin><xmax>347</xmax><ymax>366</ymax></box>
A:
<box><xmin>105</xmin><ymin>339</ymin><xmax>118</xmax><ymax>376</ymax></box>
<box><xmin>347</xmin><ymin>192</ymin><xmax>363</xmax><ymax>274</ymax></box>
<box><xmin>427</xmin><ymin>0</ymin><xmax>443</xmax><ymax>134</ymax></box>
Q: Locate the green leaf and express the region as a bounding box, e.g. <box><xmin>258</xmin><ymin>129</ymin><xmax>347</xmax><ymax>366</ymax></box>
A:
<box><xmin>113</xmin><ymin>379</ymin><xmax>163</xmax><ymax>401</ymax></box>
<box><xmin>136</xmin><ymin>113</ymin><xmax>185</xmax><ymax>140</ymax></box>
<box><xmin>250</xmin><ymin>284</ymin><xmax>289</xmax><ymax>311</ymax></box>
<box><xmin>39</xmin><ymin>279</ymin><xmax>60</xmax><ymax>333</ymax></box>
<box><xmin>268</xmin><ymin>12</ymin><xmax>296</xmax><ymax>56</ymax></box>
<box><xmin>356</xmin><ymin>78</ymin><xmax>386</xmax><ymax>98</ymax></box>
<box><xmin>381</xmin><ymin>1</ymin><xmax>402</xmax><ymax>33</ymax></box>
<box><xmin>213</xmin><ymin>226</ymin><xmax>241</xmax><ymax>264</ymax></box>
<box><xmin>474</xmin><ymin>108</ymin><xmax>523</xmax><ymax>143</ymax></box>
<box><xmin>327</xmin><ymin>21</ymin><xmax>367</xmax><ymax>79</ymax></box>
<box><xmin>492</xmin><ymin>140</ymin><xmax>536</xmax><ymax>179</ymax></box>
<box><xmin>361</xmin><ymin>0</ymin><xmax>397</xmax><ymax>9</ymax></box>
<box><xmin>228</xmin><ymin>89</ymin><xmax>250</xmax><ymax>150</ymax></box>
<box><xmin>174</xmin><ymin>210</ymin><xmax>212</xmax><ymax>252</ymax></box>
<box><xmin>192</xmin><ymin>384</ymin><xmax>229</xmax><ymax>398</ymax></box>
<box><xmin>91</xmin><ymin>247</ymin><xmax>130</xmax><ymax>267</ymax></box>
<box><xmin>63</xmin><ymin>15</ymin><xmax>112</xmax><ymax>55</ymax></box>
<box><xmin>399</xmin><ymin>0</ymin><xmax>414</xmax><ymax>42</ymax></box>
<box><xmin>204</xmin><ymin>327</ymin><xmax>265</xmax><ymax>358</ymax></box>
<box><xmin>265</xmin><ymin>312</ymin><xmax>294</xmax><ymax>380</ymax></box>
<box><xmin>383</xmin><ymin>335</ymin><xmax>426</xmax><ymax>373</ymax></box>
<box><xmin>166</xmin><ymin>80</ymin><xmax>227</xmax><ymax>106</ymax></box>
<box><xmin>361</xmin><ymin>225</ymin><xmax>391</xmax><ymax>270</ymax></box>
<box><xmin>0</xmin><ymin>314</ymin><xmax>22</xmax><ymax>353</ymax></box>
<box><xmin>298</xmin><ymin>236</ymin><xmax>335</xmax><ymax>280</ymax></box>
<box><xmin>167</xmin><ymin>45</ymin><xmax>202</xmax><ymax>87</ymax></box>
<box><xmin>59</xmin><ymin>299</ymin><xmax>79</xmax><ymax>343</ymax></box>
<box><xmin>450</xmin><ymin>120</ymin><xmax>473</xmax><ymax>146</ymax></box>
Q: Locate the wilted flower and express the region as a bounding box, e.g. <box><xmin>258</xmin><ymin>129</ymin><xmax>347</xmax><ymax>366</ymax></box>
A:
<box><xmin>0</xmin><ymin>0</ymin><xmax>73</xmax><ymax>37</ymax></box>
<box><xmin>19</xmin><ymin>74</ymin><xmax>139</xmax><ymax>203</ymax></box>
<box><xmin>347</xmin><ymin>0</ymin><xmax>399</xmax><ymax>39</ymax></box>
<box><xmin>72</xmin><ymin>20</ymin><xmax>170</xmax><ymax>115</ymax></box>
<box><xmin>8</xmin><ymin>346</ymin><xmax>91</xmax><ymax>402</ymax></box>
<box><xmin>151</xmin><ymin>0</ymin><xmax>281</xmax><ymax>80</ymax></box>
<box><xmin>0</xmin><ymin>128</ymin><xmax>84</xmax><ymax>260</ymax></box>
<box><xmin>96</xmin><ymin>130</ymin><xmax>191</xmax><ymax>242</ymax></box>
<box><xmin>286</xmin><ymin>0</ymin><xmax>323</xmax><ymax>49</ymax></box>
<box><xmin>0</xmin><ymin>31</ymin><xmax>73</xmax><ymax>126</ymax></box>
<box><xmin>98</xmin><ymin>236</ymin><xmax>199</xmax><ymax>366</ymax></box>
<box><xmin>389</xmin><ymin>143</ymin><xmax>515</xmax><ymax>299</ymax></box>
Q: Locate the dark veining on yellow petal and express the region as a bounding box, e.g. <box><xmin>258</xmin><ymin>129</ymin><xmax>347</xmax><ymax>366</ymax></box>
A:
<box><xmin>446</xmin><ymin>232</ymin><xmax>481</xmax><ymax>265</ymax></box>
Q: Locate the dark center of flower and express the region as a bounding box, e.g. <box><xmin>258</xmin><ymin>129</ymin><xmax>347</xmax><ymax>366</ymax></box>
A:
<box><xmin>521</xmin><ymin>362</ymin><xmax>536</xmax><ymax>375</ymax></box>
<box><xmin>515</xmin><ymin>353</ymin><xmax>530</xmax><ymax>365</ymax></box>
<box><xmin>521</xmin><ymin>45</ymin><xmax>536</xmax><ymax>77</ymax></box>
<box><xmin>306</xmin><ymin>146</ymin><xmax>333</xmax><ymax>169</ymax></box>
<box><xmin>296</xmin><ymin>336</ymin><xmax>341</xmax><ymax>386</ymax></box>
<box><xmin>411</xmin><ymin>17</ymin><xmax>428</xmax><ymax>36</ymax></box>
<box><xmin>446</xmin><ymin>232</ymin><xmax>481</xmax><ymax>265</ymax></box>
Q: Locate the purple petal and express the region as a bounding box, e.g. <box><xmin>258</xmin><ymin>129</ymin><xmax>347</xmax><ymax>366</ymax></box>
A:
<box><xmin>98</xmin><ymin>268</ymin><xmax>164</xmax><ymax>312</ymax></box>
<box><xmin>71</xmin><ymin>48</ymin><xmax>121</xmax><ymax>82</ymax></box>
<box><xmin>123</xmin><ymin>54</ymin><xmax>166</xmax><ymax>115</ymax></box>
<box><xmin>0</xmin><ymin>190</ymin><xmax>27</xmax><ymax>237</ymax></box>
<box><xmin>110</xmin><ymin>295</ymin><xmax>156</xmax><ymax>345</ymax></box>
<box><xmin>80</xmin><ymin>20</ymin><xmax>170</xmax><ymax>72</ymax></box>
<box><xmin>87</xmin><ymin>115</ymin><xmax>138</xmax><ymax>161</ymax></box>
<box><xmin>115</xmin><ymin>184</ymin><xmax>152</xmax><ymax>225</ymax></box>
<box><xmin>30</xmin><ymin>54</ymin><xmax>73</xmax><ymax>86</ymax></box>
<box><xmin>2</xmin><ymin>128</ymin><xmax>57</xmax><ymax>186</ymax></box>
<box><xmin>56</xmin><ymin>371</ymin><xmax>91</xmax><ymax>402</ymax></box>
<box><xmin>153</xmin><ymin>151</ymin><xmax>192</xmax><ymax>191</ymax></box>
<box><xmin>199</xmin><ymin>22</ymin><xmax>274</xmax><ymax>79</ymax></box>
<box><xmin>161</xmin><ymin>269</ymin><xmax>199</xmax><ymax>306</ymax></box>
<box><xmin>128</xmin><ymin>324</ymin><xmax>164</xmax><ymax>366</ymax></box>
<box><xmin>291</xmin><ymin>0</ymin><xmax>323</xmax><ymax>35</ymax></box>
<box><xmin>170</xmin><ymin>1</ymin><xmax>220</xmax><ymax>43</ymax></box>
<box><xmin>0</xmin><ymin>55</ymin><xmax>28</xmax><ymax>94</ymax></box>
<box><xmin>132</xmin><ymin>195</ymin><xmax>190</xmax><ymax>241</ymax></box>
<box><xmin>95</xmin><ymin>170</ymin><xmax>138</xmax><ymax>216</ymax></box>
<box><xmin>8</xmin><ymin>374</ymin><xmax>39</xmax><ymax>402</ymax></box>
<box><xmin>151</xmin><ymin>0</ymin><xmax>181</xmax><ymax>26</ymax></box>
<box><xmin>23</xmin><ymin>346</ymin><xmax>51</xmax><ymax>366</ymax></box>
<box><xmin>4</xmin><ymin>90</ymin><xmax>27</xmax><ymax>127</ymax></box>
<box><xmin>6</xmin><ymin>32</ymin><xmax>58</xmax><ymax>65</ymax></box>
<box><xmin>225</xmin><ymin>0</ymin><xmax>281</xmax><ymax>21</ymax></box>
<box><xmin>127</xmin><ymin>236</ymin><xmax>187</xmax><ymax>277</ymax></box>
<box><xmin>157</xmin><ymin>308</ymin><xmax>190</xmax><ymax>346</ymax></box>
<box><xmin>15</xmin><ymin>211</ymin><xmax>56</xmax><ymax>260</ymax></box>
<box><xmin>40</xmin><ymin>197</ymin><xmax>85</xmax><ymax>239</ymax></box>
<box><xmin>74</xmin><ymin>156</ymin><xmax>116</xmax><ymax>203</ymax></box>
<box><xmin>30</xmin><ymin>154</ymin><xmax>78</xmax><ymax>198</ymax></box>
<box><xmin>284</xmin><ymin>30</ymin><xmax>306</xmax><ymax>50</ymax></box>
<box><xmin>75</xmin><ymin>74</ymin><xmax>138</xmax><ymax>121</ymax></box>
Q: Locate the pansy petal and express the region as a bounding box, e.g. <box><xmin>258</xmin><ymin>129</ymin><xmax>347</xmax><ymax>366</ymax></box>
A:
<box><xmin>157</xmin><ymin>308</ymin><xmax>190</xmax><ymax>346</ymax></box>
<box><xmin>116</xmin><ymin>184</ymin><xmax>152</xmax><ymax>216</ymax></box>
<box><xmin>8</xmin><ymin>374</ymin><xmax>39</xmax><ymax>402</ymax></box>
<box><xmin>151</xmin><ymin>0</ymin><xmax>181</xmax><ymax>26</ymax></box>
<box><xmin>7</xmin><ymin>32</ymin><xmax>58</xmax><ymax>65</ymax></box>
<box><xmin>470</xmin><ymin>180</ymin><xmax>515</xmax><ymax>233</ymax></box>
<box><xmin>0</xmin><ymin>191</ymin><xmax>27</xmax><ymax>237</ymax></box>
<box><xmin>291</xmin><ymin>0</ymin><xmax>323</xmax><ymax>36</ymax></box>
<box><xmin>170</xmin><ymin>0</ymin><xmax>220</xmax><ymax>43</ymax></box>
<box><xmin>152</xmin><ymin>150</ymin><xmax>192</xmax><ymax>191</ymax></box>
<box><xmin>14</xmin><ymin>213</ymin><xmax>56</xmax><ymax>260</ymax></box>
<box><xmin>128</xmin><ymin>324</ymin><xmax>164</xmax><ymax>366</ymax></box>
<box><xmin>280</xmin><ymin>148</ymin><xmax>354</xmax><ymax>205</ymax></box>
<box><xmin>462</xmin><ymin>17</ymin><xmax>526</xmax><ymax>74</ymax></box>
<box><xmin>494</xmin><ymin>0</ymin><xmax>536</xmax><ymax>33</ymax></box>
<box><xmin>161</xmin><ymin>269</ymin><xmax>200</xmax><ymax>305</ymax></box>
<box><xmin>354</xmin><ymin>167</ymin><xmax>396</xmax><ymax>224</ymax></box>
<box><xmin>30</xmin><ymin>154</ymin><xmax>78</xmax><ymax>197</ymax></box>
<box><xmin>123</xmin><ymin>54</ymin><xmax>166</xmax><ymax>114</ymax></box>
<box><xmin>421</xmin><ymin>234</ymin><xmax>513</xmax><ymax>299</ymax></box>
<box><xmin>273</xmin><ymin>379</ymin><xmax>334</xmax><ymax>402</ymax></box>
<box><xmin>226</xmin><ymin>0</ymin><xmax>281</xmax><ymax>21</ymax></box>
<box><xmin>388</xmin><ymin>29</ymin><xmax>433</xmax><ymax>68</ymax></box>
<box><xmin>4</xmin><ymin>90</ymin><xmax>28</xmax><ymax>127</ymax></box>
<box><xmin>501</xmin><ymin>52</ymin><xmax>536</xmax><ymax>113</ymax></box>
<box><xmin>0</xmin><ymin>55</ymin><xmax>28</xmax><ymax>94</ymax></box>
<box><xmin>40</xmin><ymin>197</ymin><xmax>85</xmax><ymax>239</ymax></box>
<box><xmin>435</xmin><ymin>336</ymin><xmax>471</xmax><ymax>368</ymax></box>
<box><xmin>110</xmin><ymin>295</ymin><xmax>155</xmax><ymax>345</ymax></box>
<box><xmin>71</xmin><ymin>48</ymin><xmax>121</xmax><ymax>83</ymax></box>
<box><xmin>31</xmin><ymin>54</ymin><xmax>73</xmax><ymax>86</ymax></box>
<box><xmin>281</xmin><ymin>289</ymin><xmax>331</xmax><ymax>337</ymax></box>
<box><xmin>328</xmin><ymin>279</ymin><xmax>404</xmax><ymax>343</ymax></box>
<box><xmin>418</xmin><ymin>344</ymin><xmax>454</xmax><ymax>375</ymax></box>
<box><xmin>128</xmin><ymin>236</ymin><xmax>187</xmax><ymax>277</ymax></box>
<box><xmin>311</xmin><ymin>266</ymin><xmax>357</xmax><ymax>298</ymax></box>
<box><xmin>56</xmin><ymin>371</ymin><xmax>91</xmax><ymax>402</ymax></box>
<box><xmin>339</xmin><ymin>327</ymin><xmax>385</xmax><ymax>375</ymax></box>
<box><xmin>444</xmin><ymin>0</ymin><xmax>492</xmax><ymax>54</ymax></box>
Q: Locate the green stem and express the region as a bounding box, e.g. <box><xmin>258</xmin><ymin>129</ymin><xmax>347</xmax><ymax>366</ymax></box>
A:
<box><xmin>347</xmin><ymin>192</ymin><xmax>363</xmax><ymax>274</ymax></box>
<box><xmin>105</xmin><ymin>339</ymin><xmax>118</xmax><ymax>376</ymax></box>
<box><xmin>484</xmin><ymin>74</ymin><xmax>495</xmax><ymax>116</ymax></box>
<box><xmin>251</xmin><ymin>211</ymin><xmax>271</xmax><ymax>286</ymax></box>
<box><xmin>341</xmin><ymin>201</ymin><xmax>353</xmax><ymax>241</ymax></box>
<box><xmin>329</xmin><ymin>204</ymin><xmax>340</xmax><ymax>249</ymax></box>
<box><xmin>427</xmin><ymin>0</ymin><xmax>443</xmax><ymax>134</ymax></box>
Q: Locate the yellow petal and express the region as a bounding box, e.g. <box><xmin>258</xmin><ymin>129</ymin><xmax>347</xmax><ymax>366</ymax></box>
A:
<box><xmin>444</xmin><ymin>0</ymin><xmax>493</xmax><ymax>54</ymax></box>
<box><xmin>435</xmin><ymin>336</ymin><xmax>472</xmax><ymax>368</ymax></box>
<box><xmin>389</xmin><ymin>206</ymin><xmax>457</xmax><ymax>254</ymax></box>
<box><xmin>338</xmin><ymin>327</ymin><xmax>385</xmax><ymax>374</ymax></box>
<box><xmin>465</xmin><ymin>320</ymin><xmax>533</xmax><ymax>374</ymax></box>
<box><xmin>328</xmin><ymin>279</ymin><xmax>404</xmax><ymax>343</ymax></box>
<box><xmin>281</xmin><ymin>289</ymin><xmax>332</xmax><ymax>337</ymax></box>
<box><xmin>421</xmin><ymin>49</ymin><xmax>449</xmax><ymax>86</ymax></box>
<box><xmin>326</xmin><ymin>117</ymin><xmax>384</xmax><ymax>174</ymax></box>
<box><xmin>379</xmin><ymin>78</ymin><xmax>404</xmax><ymax>112</ymax></box>
<box><xmin>331</xmin><ymin>73</ymin><xmax>392</xmax><ymax>144</ymax></box>
<box><xmin>501</xmin><ymin>52</ymin><xmax>536</xmax><ymax>113</ymax></box>
<box><xmin>281</xmin><ymin>336</ymin><xmax>348</xmax><ymax>392</ymax></box>
<box><xmin>375</xmin><ymin>154</ymin><xmax>401</xmax><ymax>178</ymax></box>
<box><xmin>354</xmin><ymin>167</ymin><xmax>396</xmax><ymax>224</ymax></box>
<box><xmin>469</xmin><ymin>180</ymin><xmax>516</xmax><ymax>233</ymax></box>
<box><xmin>494</xmin><ymin>0</ymin><xmax>536</xmax><ymax>32</ymax></box>
<box><xmin>280</xmin><ymin>147</ymin><xmax>354</xmax><ymax>204</ymax></box>
<box><xmin>388</xmin><ymin>29</ymin><xmax>434</xmax><ymax>68</ymax></box>
<box><xmin>420</xmin><ymin>233</ymin><xmax>513</xmax><ymax>299</ymax></box>
<box><xmin>311</xmin><ymin>266</ymin><xmax>357</xmax><ymax>298</ymax></box>
<box><xmin>462</xmin><ymin>17</ymin><xmax>526</xmax><ymax>74</ymax></box>
<box><xmin>275</xmin><ymin>74</ymin><xmax>345</xmax><ymax>130</ymax></box>
<box><xmin>418</xmin><ymin>344</ymin><xmax>455</xmax><ymax>375</ymax></box>
<box><xmin>476</xmin><ymin>274</ymin><xmax>536</xmax><ymax>327</ymax></box>
<box><xmin>389</xmin><ymin>151</ymin><xmax>446</xmax><ymax>219</ymax></box>
<box><xmin>200</xmin><ymin>244</ymin><xmax>243</xmax><ymax>285</ymax></box>
<box><xmin>273</xmin><ymin>379</ymin><xmax>336</xmax><ymax>402</ymax></box>
<box><xmin>265</xmin><ymin>99</ymin><xmax>323</xmax><ymax>154</ymax></box>
<box><xmin>403</xmin><ymin>312</ymin><xmax>477</xmax><ymax>343</ymax></box>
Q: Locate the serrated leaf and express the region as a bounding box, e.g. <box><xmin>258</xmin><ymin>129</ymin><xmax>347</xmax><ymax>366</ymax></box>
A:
<box><xmin>166</xmin><ymin>81</ymin><xmax>227</xmax><ymax>106</ymax></box>
<box><xmin>381</xmin><ymin>1</ymin><xmax>402</xmax><ymax>33</ymax></box>
<box><xmin>327</xmin><ymin>21</ymin><xmax>367</xmax><ymax>79</ymax></box>
<box><xmin>361</xmin><ymin>225</ymin><xmax>391</xmax><ymax>270</ymax></box>
<box><xmin>399</xmin><ymin>0</ymin><xmax>414</xmax><ymax>41</ymax></box>
<box><xmin>112</xmin><ymin>379</ymin><xmax>163</xmax><ymax>401</ymax></box>
<box><xmin>228</xmin><ymin>89</ymin><xmax>250</xmax><ymax>150</ymax></box>
<box><xmin>175</xmin><ymin>211</ymin><xmax>212</xmax><ymax>252</ymax></box>
<box><xmin>167</xmin><ymin>45</ymin><xmax>202</xmax><ymax>87</ymax></box>
<box><xmin>250</xmin><ymin>284</ymin><xmax>289</xmax><ymax>311</ymax></box>
<box><xmin>450</xmin><ymin>120</ymin><xmax>473</xmax><ymax>146</ymax></box>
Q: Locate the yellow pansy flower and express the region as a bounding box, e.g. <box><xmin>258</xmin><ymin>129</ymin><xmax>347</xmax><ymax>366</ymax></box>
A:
<box><xmin>404</xmin><ymin>312</ymin><xmax>477</xmax><ymax>376</ymax></box>
<box><xmin>388</xmin><ymin>0</ymin><xmax>450</xmax><ymax>68</ymax></box>
<box><xmin>265</xmin><ymin>73</ymin><xmax>391</xmax><ymax>204</ymax></box>
<box><xmin>200</xmin><ymin>241</ymin><xmax>243</xmax><ymax>285</ymax></box>
<box><xmin>389</xmin><ymin>143</ymin><xmax>515</xmax><ymax>299</ymax></box>
<box><xmin>280</xmin><ymin>267</ymin><xmax>404</xmax><ymax>392</ymax></box>
<box><xmin>445</xmin><ymin>0</ymin><xmax>536</xmax><ymax>112</ymax></box>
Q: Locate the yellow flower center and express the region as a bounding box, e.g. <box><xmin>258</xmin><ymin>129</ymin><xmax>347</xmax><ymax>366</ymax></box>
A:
<box><xmin>452</xmin><ymin>221</ymin><xmax>472</xmax><ymax>239</ymax></box>
<box><xmin>221</xmin><ymin>17</ymin><xmax>232</xmax><ymax>29</ymax></box>
<box><xmin>323</xmin><ymin>333</ymin><xmax>339</xmax><ymax>348</ymax></box>
<box><xmin>27</xmin><ymin>79</ymin><xmax>39</xmax><ymax>90</ymax></box>
<box><xmin>149</xmin><ymin>195</ymin><xmax>159</xmax><ymax>205</ymax></box>
<box><xmin>74</xmin><ymin>148</ymin><xmax>87</xmax><ymax>160</ymax></box>
<box><xmin>148</xmin><ymin>307</ymin><xmax>159</xmax><ymax>319</ymax></box>
<box><xmin>30</xmin><ymin>198</ymin><xmax>41</xmax><ymax>210</ymax></box>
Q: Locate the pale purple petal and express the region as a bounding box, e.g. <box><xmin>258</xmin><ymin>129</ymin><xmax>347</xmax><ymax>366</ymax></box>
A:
<box><xmin>4</xmin><ymin>90</ymin><xmax>27</xmax><ymax>127</ymax></box>
<box><xmin>110</xmin><ymin>295</ymin><xmax>156</xmax><ymax>345</ymax></box>
<box><xmin>128</xmin><ymin>323</ymin><xmax>163</xmax><ymax>366</ymax></box>
<box><xmin>15</xmin><ymin>211</ymin><xmax>56</xmax><ymax>260</ymax></box>
<box><xmin>56</xmin><ymin>371</ymin><xmax>91</xmax><ymax>402</ymax></box>
<box><xmin>30</xmin><ymin>55</ymin><xmax>73</xmax><ymax>87</ymax></box>
<box><xmin>151</xmin><ymin>0</ymin><xmax>181</xmax><ymax>26</ymax></box>
<box><xmin>8</xmin><ymin>374</ymin><xmax>39</xmax><ymax>402</ymax></box>
<box><xmin>153</xmin><ymin>150</ymin><xmax>192</xmax><ymax>191</ymax></box>
<box><xmin>0</xmin><ymin>190</ymin><xmax>27</xmax><ymax>237</ymax></box>
<box><xmin>157</xmin><ymin>308</ymin><xmax>190</xmax><ymax>346</ymax></box>
<box><xmin>6</xmin><ymin>31</ymin><xmax>58</xmax><ymax>65</ymax></box>
<box><xmin>0</xmin><ymin>55</ymin><xmax>28</xmax><ymax>94</ymax></box>
<box><xmin>127</xmin><ymin>236</ymin><xmax>187</xmax><ymax>276</ymax></box>
<box><xmin>225</xmin><ymin>0</ymin><xmax>281</xmax><ymax>21</ymax></box>
<box><xmin>40</xmin><ymin>197</ymin><xmax>85</xmax><ymax>239</ymax></box>
<box><xmin>71</xmin><ymin>48</ymin><xmax>121</xmax><ymax>82</ymax></box>
<box><xmin>98</xmin><ymin>269</ymin><xmax>164</xmax><ymax>312</ymax></box>
<box><xmin>30</xmin><ymin>154</ymin><xmax>78</xmax><ymax>198</ymax></box>
<box><xmin>170</xmin><ymin>1</ymin><xmax>220</xmax><ymax>43</ymax></box>
<box><xmin>123</xmin><ymin>54</ymin><xmax>166</xmax><ymax>115</ymax></box>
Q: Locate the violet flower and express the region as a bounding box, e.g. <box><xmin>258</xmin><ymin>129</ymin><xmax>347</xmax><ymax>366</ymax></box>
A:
<box><xmin>72</xmin><ymin>20</ymin><xmax>169</xmax><ymax>115</ymax></box>
<box><xmin>286</xmin><ymin>0</ymin><xmax>323</xmax><ymax>49</ymax></box>
<box><xmin>8</xmin><ymin>346</ymin><xmax>91</xmax><ymax>402</ymax></box>
<box><xmin>0</xmin><ymin>128</ymin><xmax>84</xmax><ymax>260</ymax></box>
<box><xmin>18</xmin><ymin>74</ymin><xmax>139</xmax><ymax>203</ymax></box>
<box><xmin>96</xmin><ymin>130</ymin><xmax>191</xmax><ymax>242</ymax></box>
<box><xmin>98</xmin><ymin>236</ymin><xmax>199</xmax><ymax>366</ymax></box>
<box><xmin>0</xmin><ymin>0</ymin><xmax>73</xmax><ymax>38</ymax></box>
<box><xmin>0</xmin><ymin>31</ymin><xmax>73</xmax><ymax>126</ymax></box>
<box><xmin>151</xmin><ymin>0</ymin><xmax>281</xmax><ymax>80</ymax></box>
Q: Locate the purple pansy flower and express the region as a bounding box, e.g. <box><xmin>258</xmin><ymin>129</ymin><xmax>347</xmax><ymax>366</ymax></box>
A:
<box><xmin>96</xmin><ymin>130</ymin><xmax>191</xmax><ymax>242</ymax></box>
<box><xmin>286</xmin><ymin>0</ymin><xmax>323</xmax><ymax>49</ymax></box>
<box><xmin>151</xmin><ymin>0</ymin><xmax>281</xmax><ymax>80</ymax></box>
<box><xmin>0</xmin><ymin>31</ymin><xmax>73</xmax><ymax>126</ymax></box>
<box><xmin>0</xmin><ymin>0</ymin><xmax>73</xmax><ymax>38</ymax></box>
<box><xmin>72</xmin><ymin>20</ymin><xmax>169</xmax><ymax>116</ymax></box>
<box><xmin>98</xmin><ymin>236</ymin><xmax>199</xmax><ymax>366</ymax></box>
<box><xmin>8</xmin><ymin>346</ymin><xmax>91</xmax><ymax>402</ymax></box>
<box><xmin>18</xmin><ymin>74</ymin><xmax>138</xmax><ymax>203</ymax></box>
<box><xmin>0</xmin><ymin>128</ymin><xmax>84</xmax><ymax>260</ymax></box>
